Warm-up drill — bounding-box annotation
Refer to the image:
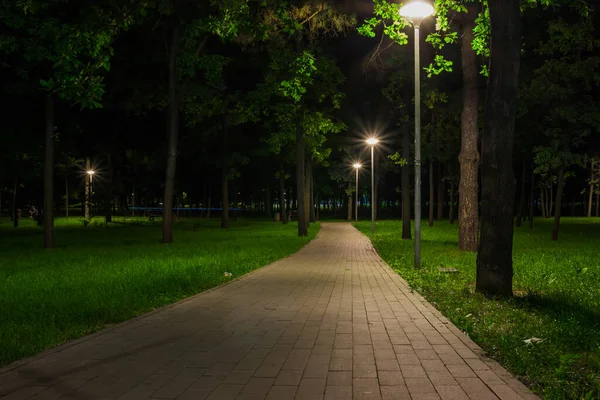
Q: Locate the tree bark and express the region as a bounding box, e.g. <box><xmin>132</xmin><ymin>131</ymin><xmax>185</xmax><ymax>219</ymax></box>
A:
<box><xmin>309</xmin><ymin>165</ymin><xmax>316</xmax><ymax>223</ymax></box>
<box><xmin>437</xmin><ymin>163</ymin><xmax>444</xmax><ymax>220</ymax></box>
<box><xmin>550</xmin><ymin>183</ymin><xmax>554</xmax><ymax>217</ymax></box>
<box><xmin>266</xmin><ymin>181</ymin><xmax>273</xmax><ymax>218</ymax></box>
<box><xmin>296</xmin><ymin>119</ymin><xmax>308</xmax><ymax>236</ymax></box>
<box><xmin>161</xmin><ymin>7</ymin><xmax>180</xmax><ymax>243</ymax></box>
<box><xmin>347</xmin><ymin>183</ymin><xmax>353</xmax><ymax>221</ymax></box>
<box><xmin>588</xmin><ymin>160</ymin><xmax>595</xmax><ymax>217</ymax></box>
<box><xmin>65</xmin><ymin>175</ymin><xmax>69</xmax><ymax>217</ymax></box>
<box><xmin>305</xmin><ymin>158</ymin><xmax>312</xmax><ymax>226</ymax></box>
<box><xmin>552</xmin><ymin>166</ymin><xmax>565</xmax><ymax>241</ymax></box>
<box><xmin>279</xmin><ymin>170</ymin><xmax>288</xmax><ymax>224</ymax></box>
<box><xmin>596</xmin><ymin>193</ymin><xmax>599</xmax><ymax>217</ymax></box>
<box><xmin>458</xmin><ymin>6</ymin><xmax>480</xmax><ymax>252</ymax></box>
<box><xmin>449</xmin><ymin>179</ymin><xmax>455</xmax><ymax>224</ymax></box>
<box><xmin>221</xmin><ymin>119</ymin><xmax>229</xmax><ymax>229</ymax></box>
<box><xmin>43</xmin><ymin>94</ymin><xmax>54</xmax><ymax>248</ymax></box>
<box><xmin>428</xmin><ymin>160</ymin><xmax>434</xmax><ymax>227</ymax></box>
<box><xmin>402</xmin><ymin>128</ymin><xmax>411</xmax><ymax>239</ymax></box>
<box><xmin>529</xmin><ymin>163</ymin><xmax>535</xmax><ymax>229</ymax></box>
<box><xmin>515</xmin><ymin>158</ymin><xmax>527</xmax><ymax>227</ymax></box>
<box><xmin>104</xmin><ymin>153</ymin><xmax>113</xmax><ymax>224</ymax></box>
<box><xmin>476</xmin><ymin>0</ymin><xmax>521</xmax><ymax>297</ymax></box>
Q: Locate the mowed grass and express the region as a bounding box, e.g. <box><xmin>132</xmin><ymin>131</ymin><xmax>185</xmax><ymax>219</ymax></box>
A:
<box><xmin>0</xmin><ymin>217</ymin><xmax>318</xmax><ymax>366</ymax></box>
<box><xmin>355</xmin><ymin>218</ymin><xmax>600</xmax><ymax>400</ymax></box>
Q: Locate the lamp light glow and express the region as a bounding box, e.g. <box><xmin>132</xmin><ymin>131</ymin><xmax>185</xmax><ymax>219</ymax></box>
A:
<box><xmin>87</xmin><ymin>170</ymin><xmax>95</xmax><ymax>175</ymax></box>
<box><xmin>353</xmin><ymin>163</ymin><xmax>362</xmax><ymax>169</ymax></box>
<box><xmin>366</xmin><ymin>138</ymin><xmax>379</xmax><ymax>146</ymax></box>
<box><xmin>399</xmin><ymin>1</ymin><xmax>434</xmax><ymax>21</ymax></box>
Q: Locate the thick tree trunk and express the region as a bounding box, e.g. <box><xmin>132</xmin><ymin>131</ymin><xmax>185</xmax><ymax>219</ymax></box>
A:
<box><xmin>541</xmin><ymin>186</ymin><xmax>546</xmax><ymax>218</ymax></box>
<box><xmin>43</xmin><ymin>94</ymin><xmax>54</xmax><ymax>248</ymax></box>
<box><xmin>279</xmin><ymin>171</ymin><xmax>288</xmax><ymax>224</ymax></box>
<box><xmin>449</xmin><ymin>180</ymin><xmax>455</xmax><ymax>224</ymax></box>
<box><xmin>550</xmin><ymin>184</ymin><xmax>554</xmax><ymax>217</ymax></box>
<box><xmin>266</xmin><ymin>181</ymin><xmax>273</xmax><ymax>218</ymax></box>
<box><xmin>437</xmin><ymin>163</ymin><xmax>444</xmax><ymax>220</ymax></box>
<box><xmin>65</xmin><ymin>175</ymin><xmax>69</xmax><ymax>217</ymax></box>
<box><xmin>458</xmin><ymin>7</ymin><xmax>480</xmax><ymax>252</ymax></box>
<box><xmin>529</xmin><ymin>164</ymin><xmax>535</xmax><ymax>229</ymax></box>
<box><xmin>552</xmin><ymin>166</ymin><xmax>565</xmax><ymax>241</ymax></box>
<box><xmin>296</xmin><ymin>120</ymin><xmax>308</xmax><ymax>236</ymax></box>
<box><xmin>161</xmin><ymin>10</ymin><xmax>180</xmax><ymax>243</ymax></box>
<box><xmin>104</xmin><ymin>153</ymin><xmax>113</xmax><ymax>224</ymax></box>
<box><xmin>402</xmin><ymin>129</ymin><xmax>411</xmax><ymax>239</ymax></box>
<box><xmin>588</xmin><ymin>160</ymin><xmax>594</xmax><ymax>217</ymax></box>
<box><xmin>305</xmin><ymin>158</ymin><xmax>312</xmax><ymax>226</ymax></box>
<box><xmin>428</xmin><ymin>160</ymin><xmax>434</xmax><ymax>227</ymax></box>
<box><xmin>596</xmin><ymin>193</ymin><xmax>599</xmax><ymax>217</ymax></box>
<box><xmin>221</xmin><ymin>119</ymin><xmax>229</xmax><ymax>229</ymax></box>
<box><xmin>207</xmin><ymin>186</ymin><xmax>212</xmax><ymax>218</ymax></box>
<box><xmin>12</xmin><ymin>178</ymin><xmax>18</xmax><ymax>227</ymax></box>
<box><xmin>476</xmin><ymin>0</ymin><xmax>521</xmax><ymax>297</ymax></box>
<box><xmin>347</xmin><ymin>183</ymin><xmax>352</xmax><ymax>221</ymax></box>
<box><xmin>515</xmin><ymin>158</ymin><xmax>527</xmax><ymax>227</ymax></box>
<box><xmin>84</xmin><ymin>157</ymin><xmax>91</xmax><ymax>219</ymax></box>
<box><xmin>309</xmin><ymin>165</ymin><xmax>316</xmax><ymax>223</ymax></box>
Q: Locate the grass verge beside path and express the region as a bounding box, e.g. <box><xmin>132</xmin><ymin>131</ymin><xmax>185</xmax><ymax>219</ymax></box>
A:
<box><xmin>0</xmin><ymin>217</ymin><xmax>319</xmax><ymax>366</ymax></box>
<box><xmin>355</xmin><ymin>218</ymin><xmax>600</xmax><ymax>400</ymax></box>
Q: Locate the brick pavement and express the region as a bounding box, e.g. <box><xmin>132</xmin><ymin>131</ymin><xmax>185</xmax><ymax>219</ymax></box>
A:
<box><xmin>0</xmin><ymin>223</ymin><xmax>538</xmax><ymax>400</ymax></box>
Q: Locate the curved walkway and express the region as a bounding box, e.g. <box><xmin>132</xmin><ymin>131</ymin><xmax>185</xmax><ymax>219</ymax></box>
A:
<box><xmin>0</xmin><ymin>223</ymin><xmax>537</xmax><ymax>400</ymax></box>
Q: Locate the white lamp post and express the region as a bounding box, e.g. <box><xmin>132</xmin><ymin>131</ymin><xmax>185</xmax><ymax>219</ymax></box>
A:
<box><xmin>399</xmin><ymin>0</ymin><xmax>434</xmax><ymax>268</ymax></box>
<box><xmin>87</xmin><ymin>170</ymin><xmax>95</xmax><ymax>215</ymax></box>
<box><xmin>353</xmin><ymin>163</ymin><xmax>362</xmax><ymax>222</ymax></box>
<box><xmin>366</xmin><ymin>138</ymin><xmax>379</xmax><ymax>234</ymax></box>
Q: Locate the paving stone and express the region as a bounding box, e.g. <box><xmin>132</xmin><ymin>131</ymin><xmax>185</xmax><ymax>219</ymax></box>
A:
<box><xmin>0</xmin><ymin>223</ymin><xmax>537</xmax><ymax>400</ymax></box>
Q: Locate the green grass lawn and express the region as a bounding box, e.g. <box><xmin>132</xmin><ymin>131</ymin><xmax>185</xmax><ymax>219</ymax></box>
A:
<box><xmin>355</xmin><ymin>218</ymin><xmax>600</xmax><ymax>400</ymax></box>
<box><xmin>0</xmin><ymin>217</ymin><xmax>318</xmax><ymax>366</ymax></box>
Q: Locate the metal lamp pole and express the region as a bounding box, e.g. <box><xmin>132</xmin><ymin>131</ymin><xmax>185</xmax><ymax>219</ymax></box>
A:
<box><xmin>366</xmin><ymin>139</ymin><xmax>378</xmax><ymax>235</ymax></box>
<box><xmin>353</xmin><ymin>164</ymin><xmax>361</xmax><ymax>222</ymax></box>
<box><xmin>400</xmin><ymin>1</ymin><xmax>434</xmax><ymax>268</ymax></box>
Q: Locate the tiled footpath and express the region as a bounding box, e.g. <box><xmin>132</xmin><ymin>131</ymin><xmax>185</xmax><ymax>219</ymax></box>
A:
<box><xmin>0</xmin><ymin>223</ymin><xmax>538</xmax><ymax>400</ymax></box>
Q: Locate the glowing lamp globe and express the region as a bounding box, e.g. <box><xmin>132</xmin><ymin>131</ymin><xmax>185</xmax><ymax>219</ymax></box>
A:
<box><xmin>399</xmin><ymin>1</ymin><xmax>434</xmax><ymax>26</ymax></box>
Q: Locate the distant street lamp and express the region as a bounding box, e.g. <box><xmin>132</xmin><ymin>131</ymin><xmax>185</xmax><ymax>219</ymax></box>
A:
<box><xmin>353</xmin><ymin>163</ymin><xmax>362</xmax><ymax>222</ymax></box>
<box><xmin>399</xmin><ymin>0</ymin><xmax>434</xmax><ymax>268</ymax></box>
<box><xmin>366</xmin><ymin>138</ymin><xmax>379</xmax><ymax>234</ymax></box>
<box><xmin>87</xmin><ymin>170</ymin><xmax>95</xmax><ymax>214</ymax></box>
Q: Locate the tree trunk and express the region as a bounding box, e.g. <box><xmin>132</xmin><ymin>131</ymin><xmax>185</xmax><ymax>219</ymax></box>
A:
<box><xmin>550</xmin><ymin>183</ymin><xmax>554</xmax><ymax>217</ymax></box>
<box><xmin>529</xmin><ymin>163</ymin><xmax>535</xmax><ymax>229</ymax></box>
<box><xmin>161</xmin><ymin>9</ymin><xmax>180</xmax><ymax>243</ymax></box>
<box><xmin>266</xmin><ymin>181</ymin><xmax>273</xmax><ymax>218</ymax></box>
<box><xmin>402</xmin><ymin>128</ymin><xmax>411</xmax><ymax>239</ymax></box>
<box><xmin>221</xmin><ymin>119</ymin><xmax>229</xmax><ymax>229</ymax></box>
<box><xmin>588</xmin><ymin>160</ymin><xmax>594</xmax><ymax>217</ymax></box>
<box><xmin>458</xmin><ymin>6</ymin><xmax>480</xmax><ymax>252</ymax></box>
<box><xmin>43</xmin><ymin>94</ymin><xmax>55</xmax><ymax>248</ymax></box>
<box><xmin>476</xmin><ymin>0</ymin><xmax>521</xmax><ymax>297</ymax></box>
<box><xmin>65</xmin><ymin>175</ymin><xmax>69</xmax><ymax>217</ymax></box>
<box><xmin>428</xmin><ymin>160</ymin><xmax>434</xmax><ymax>227</ymax></box>
<box><xmin>12</xmin><ymin>177</ymin><xmax>18</xmax><ymax>227</ymax></box>
<box><xmin>552</xmin><ymin>166</ymin><xmax>565</xmax><ymax>241</ymax></box>
<box><xmin>310</xmin><ymin>165</ymin><xmax>316</xmax><ymax>223</ymax></box>
<box><xmin>296</xmin><ymin>119</ymin><xmax>308</xmax><ymax>236</ymax></box>
<box><xmin>515</xmin><ymin>158</ymin><xmax>527</xmax><ymax>227</ymax></box>
<box><xmin>305</xmin><ymin>158</ymin><xmax>312</xmax><ymax>227</ymax></box>
<box><xmin>437</xmin><ymin>163</ymin><xmax>444</xmax><ymax>220</ymax></box>
<box><xmin>104</xmin><ymin>153</ymin><xmax>113</xmax><ymax>224</ymax></box>
<box><xmin>279</xmin><ymin>171</ymin><xmax>288</xmax><ymax>224</ymax></box>
<box><xmin>347</xmin><ymin>183</ymin><xmax>352</xmax><ymax>221</ymax></box>
<box><xmin>596</xmin><ymin>193</ymin><xmax>599</xmax><ymax>217</ymax></box>
<box><xmin>207</xmin><ymin>186</ymin><xmax>212</xmax><ymax>218</ymax></box>
<box><xmin>449</xmin><ymin>179</ymin><xmax>455</xmax><ymax>224</ymax></box>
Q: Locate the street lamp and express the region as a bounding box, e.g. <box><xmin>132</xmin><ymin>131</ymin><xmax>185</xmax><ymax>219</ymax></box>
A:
<box><xmin>353</xmin><ymin>163</ymin><xmax>362</xmax><ymax>222</ymax></box>
<box><xmin>399</xmin><ymin>0</ymin><xmax>434</xmax><ymax>268</ymax></box>
<box><xmin>87</xmin><ymin>170</ymin><xmax>95</xmax><ymax>215</ymax></box>
<box><xmin>366</xmin><ymin>138</ymin><xmax>379</xmax><ymax>234</ymax></box>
